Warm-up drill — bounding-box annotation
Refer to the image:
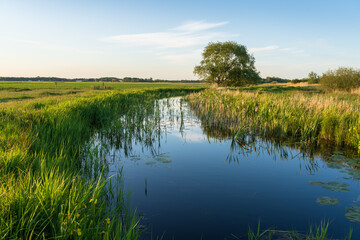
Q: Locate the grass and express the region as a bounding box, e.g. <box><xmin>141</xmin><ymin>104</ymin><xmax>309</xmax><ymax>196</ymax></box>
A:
<box><xmin>244</xmin><ymin>220</ymin><xmax>353</xmax><ymax>240</ymax></box>
<box><xmin>0</xmin><ymin>82</ymin><xmax>204</xmax><ymax>239</ymax></box>
<box><xmin>187</xmin><ymin>88</ymin><xmax>360</xmax><ymax>151</ymax></box>
<box><xmin>1</xmin><ymin>81</ymin><xmax>358</xmax><ymax>238</ymax></box>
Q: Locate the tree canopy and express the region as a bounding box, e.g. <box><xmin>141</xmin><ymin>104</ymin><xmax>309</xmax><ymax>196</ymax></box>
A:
<box><xmin>320</xmin><ymin>67</ymin><xmax>360</xmax><ymax>91</ymax></box>
<box><xmin>194</xmin><ymin>41</ymin><xmax>261</xmax><ymax>86</ymax></box>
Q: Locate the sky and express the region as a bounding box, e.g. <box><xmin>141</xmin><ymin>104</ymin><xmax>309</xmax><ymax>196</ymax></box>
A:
<box><xmin>0</xmin><ymin>0</ymin><xmax>359</xmax><ymax>80</ymax></box>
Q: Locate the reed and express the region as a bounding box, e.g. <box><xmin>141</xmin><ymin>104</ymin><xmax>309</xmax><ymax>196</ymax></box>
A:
<box><xmin>0</xmin><ymin>87</ymin><xmax>201</xmax><ymax>239</ymax></box>
<box><xmin>187</xmin><ymin>89</ymin><xmax>360</xmax><ymax>151</ymax></box>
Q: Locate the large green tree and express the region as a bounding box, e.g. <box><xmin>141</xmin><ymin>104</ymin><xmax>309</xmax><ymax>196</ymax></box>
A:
<box><xmin>194</xmin><ymin>41</ymin><xmax>261</xmax><ymax>86</ymax></box>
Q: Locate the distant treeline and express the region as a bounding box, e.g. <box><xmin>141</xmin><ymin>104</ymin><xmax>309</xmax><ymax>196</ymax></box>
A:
<box><xmin>0</xmin><ymin>76</ymin><xmax>202</xmax><ymax>83</ymax></box>
<box><xmin>262</xmin><ymin>77</ymin><xmax>291</xmax><ymax>83</ymax></box>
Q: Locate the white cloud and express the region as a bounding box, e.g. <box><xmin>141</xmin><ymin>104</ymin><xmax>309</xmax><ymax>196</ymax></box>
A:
<box><xmin>104</xmin><ymin>31</ymin><xmax>228</xmax><ymax>49</ymax></box>
<box><xmin>158</xmin><ymin>49</ymin><xmax>202</xmax><ymax>64</ymax></box>
<box><xmin>249</xmin><ymin>45</ymin><xmax>279</xmax><ymax>53</ymax></box>
<box><xmin>103</xmin><ymin>21</ymin><xmax>234</xmax><ymax>49</ymax></box>
<box><xmin>172</xmin><ymin>20</ymin><xmax>229</xmax><ymax>32</ymax></box>
<box><xmin>13</xmin><ymin>38</ymin><xmax>104</xmax><ymax>55</ymax></box>
<box><xmin>280</xmin><ymin>47</ymin><xmax>293</xmax><ymax>51</ymax></box>
<box><xmin>172</xmin><ymin>131</ymin><xmax>206</xmax><ymax>143</ymax></box>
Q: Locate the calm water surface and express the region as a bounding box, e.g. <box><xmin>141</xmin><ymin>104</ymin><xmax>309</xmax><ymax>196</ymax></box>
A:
<box><xmin>101</xmin><ymin>97</ymin><xmax>360</xmax><ymax>239</ymax></box>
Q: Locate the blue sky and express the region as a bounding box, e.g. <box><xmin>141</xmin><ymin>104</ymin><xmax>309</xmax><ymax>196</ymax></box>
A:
<box><xmin>1</xmin><ymin>0</ymin><xmax>359</xmax><ymax>80</ymax></box>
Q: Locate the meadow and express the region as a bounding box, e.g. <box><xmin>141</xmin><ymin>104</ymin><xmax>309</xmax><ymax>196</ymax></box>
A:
<box><xmin>0</xmin><ymin>81</ymin><xmax>204</xmax><ymax>239</ymax></box>
<box><xmin>187</xmin><ymin>84</ymin><xmax>360</xmax><ymax>152</ymax></box>
<box><xmin>1</xmin><ymin>80</ymin><xmax>359</xmax><ymax>239</ymax></box>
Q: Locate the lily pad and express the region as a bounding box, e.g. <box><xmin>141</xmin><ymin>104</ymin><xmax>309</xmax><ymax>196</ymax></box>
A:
<box><xmin>327</xmin><ymin>162</ymin><xmax>344</xmax><ymax>169</ymax></box>
<box><xmin>155</xmin><ymin>153</ymin><xmax>172</xmax><ymax>163</ymax></box>
<box><xmin>344</xmin><ymin>169</ymin><xmax>360</xmax><ymax>179</ymax></box>
<box><xmin>322</xmin><ymin>181</ymin><xmax>350</xmax><ymax>192</ymax></box>
<box><xmin>309</xmin><ymin>181</ymin><xmax>326</xmax><ymax>186</ymax></box>
<box><xmin>130</xmin><ymin>156</ymin><xmax>141</xmax><ymax>161</ymax></box>
<box><xmin>316</xmin><ymin>197</ymin><xmax>339</xmax><ymax>205</ymax></box>
<box><xmin>345</xmin><ymin>205</ymin><xmax>360</xmax><ymax>222</ymax></box>
<box><xmin>330</xmin><ymin>154</ymin><xmax>345</xmax><ymax>161</ymax></box>
<box><xmin>158</xmin><ymin>159</ymin><xmax>172</xmax><ymax>163</ymax></box>
<box><xmin>145</xmin><ymin>161</ymin><xmax>156</xmax><ymax>165</ymax></box>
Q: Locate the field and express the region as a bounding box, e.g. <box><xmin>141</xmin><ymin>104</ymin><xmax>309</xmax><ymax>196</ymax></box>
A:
<box><xmin>0</xmin><ymin>81</ymin><xmax>205</xmax><ymax>105</ymax></box>
<box><xmin>0</xmin><ymin>81</ymin><xmax>204</xmax><ymax>239</ymax></box>
<box><xmin>1</xmin><ymin>81</ymin><xmax>359</xmax><ymax>239</ymax></box>
<box><xmin>187</xmin><ymin>84</ymin><xmax>360</xmax><ymax>151</ymax></box>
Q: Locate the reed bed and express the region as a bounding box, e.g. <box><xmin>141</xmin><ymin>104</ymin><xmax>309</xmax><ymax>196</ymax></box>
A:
<box><xmin>187</xmin><ymin>89</ymin><xmax>360</xmax><ymax>151</ymax></box>
<box><xmin>0</xmin><ymin>87</ymin><xmax>201</xmax><ymax>239</ymax></box>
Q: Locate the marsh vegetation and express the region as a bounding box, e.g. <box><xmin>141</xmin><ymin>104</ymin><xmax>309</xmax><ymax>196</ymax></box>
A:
<box><xmin>1</xmin><ymin>81</ymin><xmax>360</xmax><ymax>239</ymax></box>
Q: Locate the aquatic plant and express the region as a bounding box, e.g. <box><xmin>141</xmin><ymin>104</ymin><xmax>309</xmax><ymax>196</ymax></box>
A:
<box><xmin>309</xmin><ymin>181</ymin><xmax>327</xmax><ymax>186</ymax></box>
<box><xmin>316</xmin><ymin>197</ymin><xmax>339</xmax><ymax>205</ymax></box>
<box><xmin>345</xmin><ymin>205</ymin><xmax>360</xmax><ymax>222</ymax></box>
<box><xmin>323</xmin><ymin>181</ymin><xmax>350</xmax><ymax>192</ymax></box>
<box><xmin>309</xmin><ymin>181</ymin><xmax>350</xmax><ymax>192</ymax></box>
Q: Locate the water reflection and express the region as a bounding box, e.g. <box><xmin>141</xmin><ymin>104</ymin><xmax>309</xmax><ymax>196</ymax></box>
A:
<box><xmin>89</xmin><ymin>97</ymin><xmax>360</xmax><ymax>238</ymax></box>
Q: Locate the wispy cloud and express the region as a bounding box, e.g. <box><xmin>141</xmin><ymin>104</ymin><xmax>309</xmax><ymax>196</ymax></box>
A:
<box><xmin>158</xmin><ymin>49</ymin><xmax>203</xmax><ymax>64</ymax></box>
<box><xmin>13</xmin><ymin>38</ymin><xmax>104</xmax><ymax>55</ymax></box>
<box><xmin>250</xmin><ymin>45</ymin><xmax>309</xmax><ymax>57</ymax></box>
<box><xmin>103</xmin><ymin>20</ymin><xmax>234</xmax><ymax>49</ymax></box>
<box><xmin>249</xmin><ymin>45</ymin><xmax>279</xmax><ymax>53</ymax></box>
<box><xmin>172</xmin><ymin>20</ymin><xmax>229</xmax><ymax>32</ymax></box>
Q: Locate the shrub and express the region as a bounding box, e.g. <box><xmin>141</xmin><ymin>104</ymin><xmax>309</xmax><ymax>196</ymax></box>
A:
<box><xmin>320</xmin><ymin>67</ymin><xmax>360</xmax><ymax>91</ymax></box>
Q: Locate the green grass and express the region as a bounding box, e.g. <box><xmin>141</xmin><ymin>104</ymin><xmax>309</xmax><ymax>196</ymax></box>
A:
<box><xmin>0</xmin><ymin>81</ymin><xmax>206</xmax><ymax>91</ymax></box>
<box><xmin>187</xmin><ymin>88</ymin><xmax>360</xmax><ymax>151</ymax></box>
<box><xmin>0</xmin><ymin>83</ymin><xmax>204</xmax><ymax>239</ymax></box>
<box><xmin>244</xmin><ymin>220</ymin><xmax>353</xmax><ymax>240</ymax></box>
<box><xmin>233</xmin><ymin>84</ymin><xmax>320</xmax><ymax>94</ymax></box>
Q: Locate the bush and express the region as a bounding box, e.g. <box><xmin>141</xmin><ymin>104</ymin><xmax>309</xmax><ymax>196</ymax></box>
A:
<box><xmin>291</xmin><ymin>79</ymin><xmax>307</xmax><ymax>84</ymax></box>
<box><xmin>320</xmin><ymin>67</ymin><xmax>360</xmax><ymax>91</ymax></box>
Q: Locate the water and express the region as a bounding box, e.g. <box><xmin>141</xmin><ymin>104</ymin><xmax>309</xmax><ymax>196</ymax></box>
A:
<box><xmin>98</xmin><ymin>97</ymin><xmax>360</xmax><ymax>239</ymax></box>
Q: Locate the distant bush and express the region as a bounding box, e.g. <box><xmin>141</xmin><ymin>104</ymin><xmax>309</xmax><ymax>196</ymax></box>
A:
<box><xmin>291</xmin><ymin>79</ymin><xmax>307</xmax><ymax>84</ymax></box>
<box><xmin>264</xmin><ymin>76</ymin><xmax>290</xmax><ymax>83</ymax></box>
<box><xmin>308</xmin><ymin>71</ymin><xmax>319</xmax><ymax>84</ymax></box>
<box><xmin>320</xmin><ymin>67</ymin><xmax>360</xmax><ymax>91</ymax></box>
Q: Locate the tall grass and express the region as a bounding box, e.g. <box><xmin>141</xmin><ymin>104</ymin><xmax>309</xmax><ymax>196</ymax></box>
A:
<box><xmin>245</xmin><ymin>220</ymin><xmax>353</xmax><ymax>240</ymax></box>
<box><xmin>187</xmin><ymin>89</ymin><xmax>360</xmax><ymax>151</ymax></box>
<box><xmin>0</xmin><ymin>87</ymin><xmax>201</xmax><ymax>239</ymax></box>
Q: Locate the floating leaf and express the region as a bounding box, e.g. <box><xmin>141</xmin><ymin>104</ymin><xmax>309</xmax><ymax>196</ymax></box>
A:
<box><xmin>345</xmin><ymin>205</ymin><xmax>360</xmax><ymax>222</ymax></box>
<box><xmin>322</xmin><ymin>181</ymin><xmax>349</xmax><ymax>192</ymax></box>
<box><xmin>327</xmin><ymin>162</ymin><xmax>344</xmax><ymax>169</ymax></box>
<box><xmin>316</xmin><ymin>197</ymin><xmax>339</xmax><ymax>205</ymax></box>
<box><xmin>309</xmin><ymin>181</ymin><xmax>326</xmax><ymax>186</ymax></box>
<box><xmin>145</xmin><ymin>161</ymin><xmax>156</xmax><ymax>165</ymax></box>
<box><xmin>344</xmin><ymin>169</ymin><xmax>360</xmax><ymax>179</ymax></box>
<box><xmin>130</xmin><ymin>156</ymin><xmax>141</xmax><ymax>161</ymax></box>
<box><xmin>330</xmin><ymin>154</ymin><xmax>345</xmax><ymax>161</ymax></box>
<box><xmin>155</xmin><ymin>153</ymin><xmax>172</xmax><ymax>163</ymax></box>
<box><xmin>327</xmin><ymin>181</ymin><xmax>349</xmax><ymax>188</ymax></box>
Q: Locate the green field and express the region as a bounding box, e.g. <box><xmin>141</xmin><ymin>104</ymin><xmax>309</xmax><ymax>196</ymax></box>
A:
<box><xmin>0</xmin><ymin>81</ymin><xmax>206</xmax><ymax>104</ymax></box>
<box><xmin>0</xmin><ymin>82</ymin><xmax>204</xmax><ymax>239</ymax></box>
<box><xmin>187</xmin><ymin>86</ymin><xmax>360</xmax><ymax>151</ymax></box>
<box><xmin>1</xmin><ymin>81</ymin><xmax>359</xmax><ymax>239</ymax></box>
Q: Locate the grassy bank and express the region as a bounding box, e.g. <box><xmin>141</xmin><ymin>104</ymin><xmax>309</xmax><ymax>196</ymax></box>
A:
<box><xmin>187</xmin><ymin>88</ymin><xmax>360</xmax><ymax>151</ymax></box>
<box><xmin>0</xmin><ymin>85</ymin><xmax>203</xmax><ymax>239</ymax></box>
<box><xmin>0</xmin><ymin>81</ymin><xmax>206</xmax><ymax>103</ymax></box>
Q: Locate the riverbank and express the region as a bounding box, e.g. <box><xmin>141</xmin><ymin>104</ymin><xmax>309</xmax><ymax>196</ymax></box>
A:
<box><xmin>0</xmin><ymin>85</ymin><xmax>203</xmax><ymax>239</ymax></box>
<box><xmin>187</xmin><ymin>88</ymin><xmax>360</xmax><ymax>151</ymax></box>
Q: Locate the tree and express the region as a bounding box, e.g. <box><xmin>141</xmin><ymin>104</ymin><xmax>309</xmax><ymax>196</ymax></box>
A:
<box><xmin>194</xmin><ymin>41</ymin><xmax>261</xmax><ymax>86</ymax></box>
<box><xmin>308</xmin><ymin>71</ymin><xmax>319</xmax><ymax>84</ymax></box>
<box><xmin>320</xmin><ymin>67</ymin><xmax>360</xmax><ymax>91</ymax></box>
